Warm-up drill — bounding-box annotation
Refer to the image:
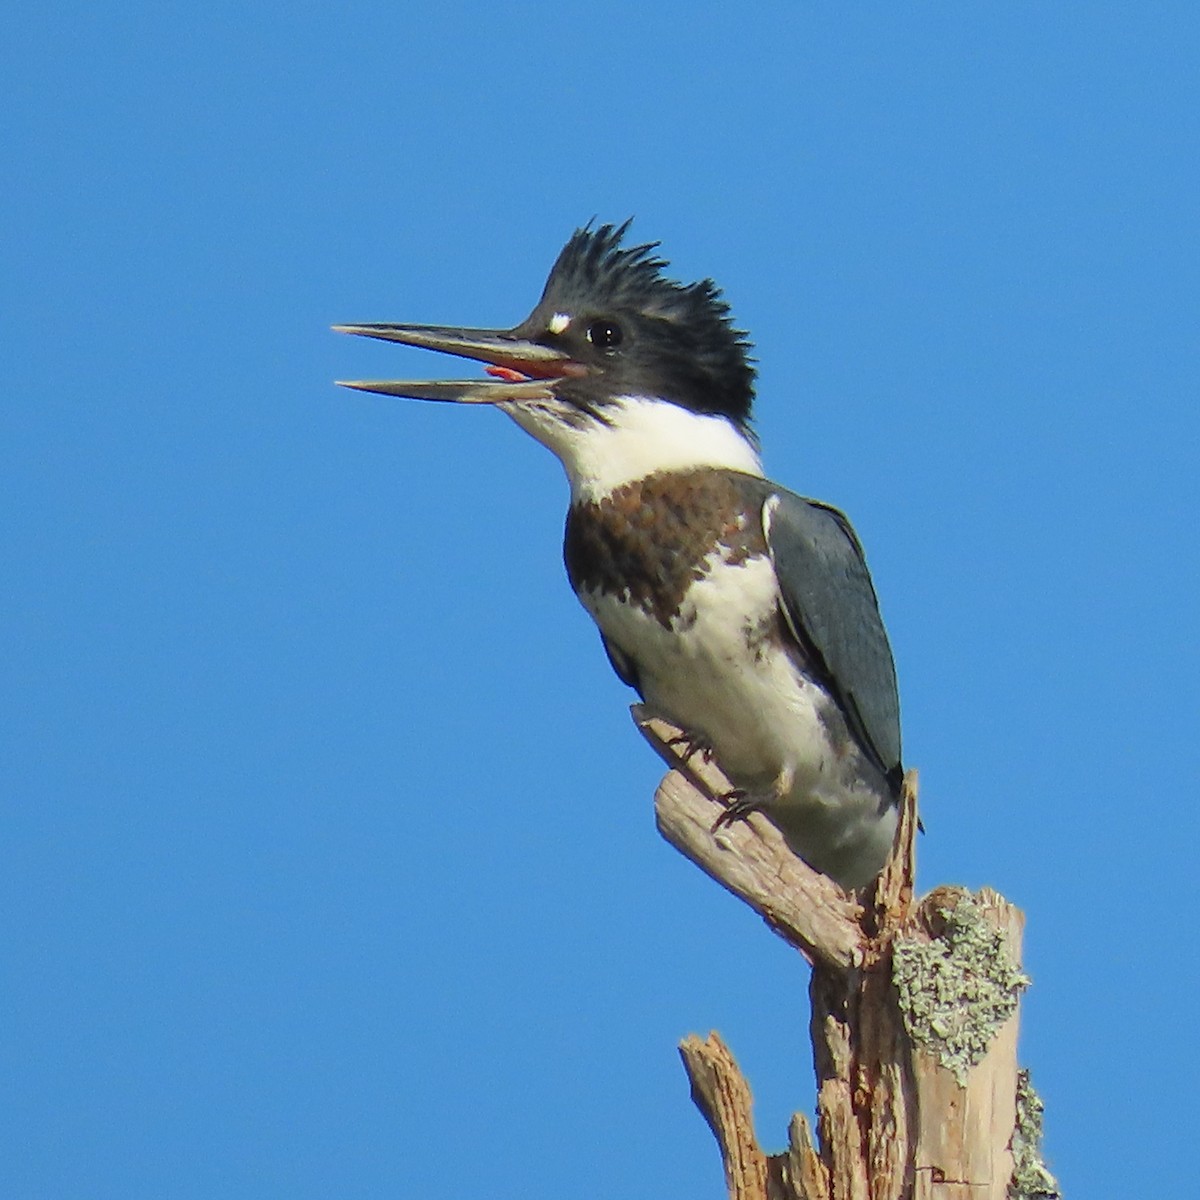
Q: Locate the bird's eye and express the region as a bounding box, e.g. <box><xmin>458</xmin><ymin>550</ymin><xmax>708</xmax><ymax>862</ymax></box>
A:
<box><xmin>586</xmin><ymin>319</ymin><xmax>623</xmax><ymax>350</ymax></box>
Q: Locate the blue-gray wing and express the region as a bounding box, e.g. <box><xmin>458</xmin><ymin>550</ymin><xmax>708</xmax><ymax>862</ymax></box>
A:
<box><xmin>763</xmin><ymin>488</ymin><xmax>902</xmax><ymax>786</ymax></box>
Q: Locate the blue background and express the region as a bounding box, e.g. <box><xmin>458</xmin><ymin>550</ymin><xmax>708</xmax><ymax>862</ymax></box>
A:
<box><xmin>4</xmin><ymin>4</ymin><xmax>1197</xmax><ymax>1196</ymax></box>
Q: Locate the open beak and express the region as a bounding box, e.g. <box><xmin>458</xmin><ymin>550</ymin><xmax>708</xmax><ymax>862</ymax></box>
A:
<box><xmin>333</xmin><ymin>323</ymin><xmax>582</xmax><ymax>404</ymax></box>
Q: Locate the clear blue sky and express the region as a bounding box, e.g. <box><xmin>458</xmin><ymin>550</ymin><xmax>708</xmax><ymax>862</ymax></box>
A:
<box><xmin>4</xmin><ymin>4</ymin><xmax>1197</xmax><ymax>1197</ymax></box>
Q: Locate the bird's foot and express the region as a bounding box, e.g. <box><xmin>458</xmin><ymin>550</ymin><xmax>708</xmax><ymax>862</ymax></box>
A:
<box><xmin>711</xmin><ymin>789</ymin><xmax>762</xmax><ymax>833</ymax></box>
<box><xmin>666</xmin><ymin>730</ymin><xmax>715</xmax><ymax>768</ymax></box>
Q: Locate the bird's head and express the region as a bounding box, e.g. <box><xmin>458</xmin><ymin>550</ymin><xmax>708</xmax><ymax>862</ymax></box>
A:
<box><xmin>335</xmin><ymin>221</ymin><xmax>762</xmax><ymax>497</ymax></box>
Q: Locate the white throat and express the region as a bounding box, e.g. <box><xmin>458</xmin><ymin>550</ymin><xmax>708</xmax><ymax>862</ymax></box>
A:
<box><xmin>504</xmin><ymin>395</ymin><xmax>764</xmax><ymax>501</ymax></box>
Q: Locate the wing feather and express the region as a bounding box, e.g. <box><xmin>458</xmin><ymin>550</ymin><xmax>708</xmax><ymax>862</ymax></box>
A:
<box><xmin>763</xmin><ymin>489</ymin><xmax>902</xmax><ymax>785</ymax></box>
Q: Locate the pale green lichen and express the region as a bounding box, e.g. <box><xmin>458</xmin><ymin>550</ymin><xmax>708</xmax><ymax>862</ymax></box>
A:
<box><xmin>892</xmin><ymin>892</ymin><xmax>1030</xmax><ymax>1086</ymax></box>
<box><xmin>1008</xmin><ymin>1068</ymin><xmax>1061</xmax><ymax>1200</ymax></box>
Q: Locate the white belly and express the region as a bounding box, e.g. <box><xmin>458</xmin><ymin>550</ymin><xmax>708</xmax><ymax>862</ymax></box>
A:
<box><xmin>581</xmin><ymin>553</ymin><xmax>897</xmax><ymax>888</ymax></box>
<box><xmin>587</xmin><ymin>555</ymin><xmax>828</xmax><ymax>786</ymax></box>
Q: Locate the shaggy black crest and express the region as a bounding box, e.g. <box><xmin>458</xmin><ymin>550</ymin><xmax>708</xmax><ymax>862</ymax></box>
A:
<box><xmin>520</xmin><ymin>220</ymin><xmax>758</xmax><ymax>429</ymax></box>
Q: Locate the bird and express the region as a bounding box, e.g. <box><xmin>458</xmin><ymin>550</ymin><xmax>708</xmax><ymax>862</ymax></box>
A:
<box><xmin>334</xmin><ymin>221</ymin><xmax>903</xmax><ymax>890</ymax></box>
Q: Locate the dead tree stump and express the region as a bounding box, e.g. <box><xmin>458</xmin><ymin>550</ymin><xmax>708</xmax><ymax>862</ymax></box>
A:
<box><xmin>633</xmin><ymin>707</ymin><xmax>1058</xmax><ymax>1200</ymax></box>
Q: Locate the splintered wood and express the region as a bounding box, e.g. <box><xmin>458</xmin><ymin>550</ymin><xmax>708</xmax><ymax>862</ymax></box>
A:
<box><xmin>633</xmin><ymin>707</ymin><xmax>1057</xmax><ymax>1200</ymax></box>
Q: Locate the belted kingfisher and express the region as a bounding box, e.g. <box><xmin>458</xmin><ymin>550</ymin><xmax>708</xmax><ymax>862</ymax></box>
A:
<box><xmin>335</xmin><ymin>221</ymin><xmax>902</xmax><ymax>890</ymax></box>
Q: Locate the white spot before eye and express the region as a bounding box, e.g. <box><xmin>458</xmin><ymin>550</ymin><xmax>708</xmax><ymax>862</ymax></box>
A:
<box><xmin>548</xmin><ymin>312</ymin><xmax>571</xmax><ymax>334</ymax></box>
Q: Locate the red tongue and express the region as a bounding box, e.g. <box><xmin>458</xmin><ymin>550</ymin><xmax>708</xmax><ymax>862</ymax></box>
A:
<box><xmin>485</xmin><ymin>365</ymin><xmax>529</xmax><ymax>382</ymax></box>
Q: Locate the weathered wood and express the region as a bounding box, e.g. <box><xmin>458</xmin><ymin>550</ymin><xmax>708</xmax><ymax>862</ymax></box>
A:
<box><xmin>897</xmin><ymin>889</ymin><xmax>1027</xmax><ymax>1200</ymax></box>
<box><xmin>633</xmin><ymin>708</ymin><xmax>1059</xmax><ymax>1200</ymax></box>
<box><xmin>780</xmin><ymin>1112</ymin><xmax>832</xmax><ymax>1200</ymax></box>
<box><xmin>679</xmin><ymin>1032</ymin><xmax>771</xmax><ymax>1200</ymax></box>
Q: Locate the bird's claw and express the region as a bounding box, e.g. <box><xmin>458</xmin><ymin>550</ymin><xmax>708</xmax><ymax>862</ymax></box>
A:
<box><xmin>666</xmin><ymin>730</ymin><xmax>714</xmax><ymax>767</ymax></box>
<box><xmin>711</xmin><ymin>789</ymin><xmax>761</xmax><ymax>833</ymax></box>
